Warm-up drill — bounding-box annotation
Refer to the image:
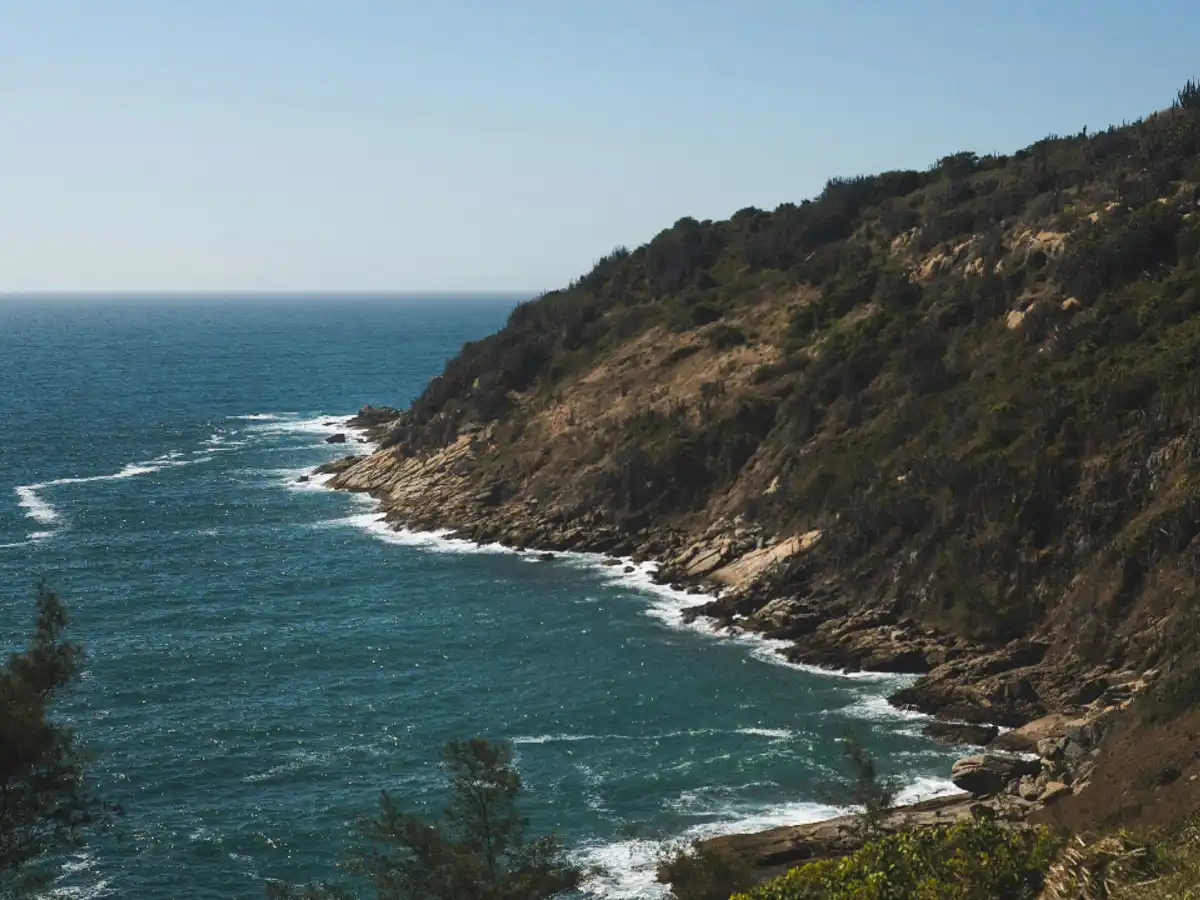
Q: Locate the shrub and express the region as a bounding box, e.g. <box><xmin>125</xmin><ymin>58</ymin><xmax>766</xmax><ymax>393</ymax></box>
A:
<box><xmin>660</xmin><ymin>841</ymin><xmax>755</xmax><ymax>900</ymax></box>
<box><xmin>731</xmin><ymin>818</ymin><xmax>1065</xmax><ymax>900</ymax></box>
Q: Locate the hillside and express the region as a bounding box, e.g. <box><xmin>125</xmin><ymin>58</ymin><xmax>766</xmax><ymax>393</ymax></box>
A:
<box><xmin>329</xmin><ymin>82</ymin><xmax>1200</xmax><ymax>831</ymax></box>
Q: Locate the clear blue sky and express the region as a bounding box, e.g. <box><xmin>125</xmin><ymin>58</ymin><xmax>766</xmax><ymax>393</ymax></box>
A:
<box><xmin>2</xmin><ymin>1</ymin><xmax>1197</xmax><ymax>293</ymax></box>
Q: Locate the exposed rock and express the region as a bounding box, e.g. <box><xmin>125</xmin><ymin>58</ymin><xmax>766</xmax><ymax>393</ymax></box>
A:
<box><xmin>325</xmin><ymin>433</ymin><xmax>347</xmax><ymax>444</ymax></box>
<box><xmin>991</xmin><ymin>713</ymin><xmax>1080</xmax><ymax>753</ymax></box>
<box><xmin>924</xmin><ymin>721</ymin><xmax>1000</xmax><ymax>747</ymax></box>
<box><xmin>1039</xmin><ymin>781</ymin><xmax>1072</xmax><ymax>804</ymax></box>
<box><xmin>347</xmin><ymin>404</ymin><xmax>401</xmax><ymax>428</ymax></box>
<box><xmin>296</xmin><ymin>475</ymin><xmax>310</xmax><ymax>483</ymax></box>
<box><xmin>951</xmin><ymin>754</ymin><xmax>1042</xmax><ymax>796</ymax></box>
<box><xmin>314</xmin><ymin>455</ymin><xmax>364</xmax><ymax>475</ymax></box>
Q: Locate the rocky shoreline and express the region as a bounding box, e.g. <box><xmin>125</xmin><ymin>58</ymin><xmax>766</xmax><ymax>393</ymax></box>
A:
<box><xmin>317</xmin><ymin>405</ymin><xmax>1157</xmax><ymax>885</ymax></box>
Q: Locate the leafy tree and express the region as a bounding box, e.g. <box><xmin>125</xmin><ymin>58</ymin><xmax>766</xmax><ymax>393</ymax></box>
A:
<box><xmin>268</xmin><ymin>738</ymin><xmax>582</xmax><ymax>900</ymax></box>
<box><xmin>817</xmin><ymin>727</ymin><xmax>902</xmax><ymax>839</ymax></box>
<box><xmin>1</xmin><ymin>581</ymin><xmax>114</xmax><ymax>898</ymax></box>
<box><xmin>1176</xmin><ymin>77</ymin><xmax>1200</xmax><ymax>112</ymax></box>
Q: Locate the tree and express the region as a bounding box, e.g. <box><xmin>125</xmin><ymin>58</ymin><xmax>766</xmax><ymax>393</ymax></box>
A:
<box><xmin>1176</xmin><ymin>77</ymin><xmax>1200</xmax><ymax>112</ymax></box>
<box><xmin>1</xmin><ymin>581</ymin><xmax>114</xmax><ymax>898</ymax></box>
<box><xmin>269</xmin><ymin>738</ymin><xmax>582</xmax><ymax>900</ymax></box>
<box><xmin>817</xmin><ymin>727</ymin><xmax>902</xmax><ymax>840</ymax></box>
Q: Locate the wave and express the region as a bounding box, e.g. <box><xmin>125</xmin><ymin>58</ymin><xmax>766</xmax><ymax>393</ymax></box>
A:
<box><xmin>578</xmin><ymin>560</ymin><xmax>914</xmax><ymax>686</ymax></box>
<box><xmin>11</xmin><ymin>454</ymin><xmax>215</xmax><ymax>541</ymax></box>
<box><xmin>244</xmin><ymin>414</ymin><xmax>354</xmax><ymax>437</ymax></box>
<box><xmin>35</xmin><ymin>852</ymin><xmax>114</xmax><ymax>900</ymax></box>
<box><xmin>735</xmin><ymin>727</ymin><xmax>794</xmax><ymax>740</ymax></box>
<box><xmin>514</xmin><ymin>727</ymin><xmax>797</xmax><ymax>746</ymax></box>
<box><xmin>318</xmin><ymin>512</ymin><xmax>518</xmax><ymax>554</ymax></box>
<box><xmin>577</xmin><ymin>772</ymin><xmax>959</xmax><ymax>899</ymax></box>
<box><xmin>317</xmin><ymin>506</ymin><xmax>917</xmax><ymax>689</ymax></box>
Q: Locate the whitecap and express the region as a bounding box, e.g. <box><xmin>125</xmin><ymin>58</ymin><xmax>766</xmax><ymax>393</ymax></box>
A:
<box><xmin>513</xmin><ymin>733</ymin><xmax>604</xmax><ymax>745</ymax></box>
<box><xmin>39</xmin><ymin>880</ymin><xmax>114</xmax><ymax>900</ymax></box>
<box><xmin>16</xmin><ymin>485</ymin><xmax>59</xmax><ymax>524</ymax></box>
<box><xmin>320</xmin><ymin>512</ymin><xmax>516</xmax><ymax>555</ymax></box>
<box><xmin>13</xmin><ymin>454</ymin><xmax>216</xmax><ymax>540</ymax></box>
<box><xmin>576</xmin><ymin>772</ymin><xmax>958</xmax><ymax>899</ymax></box>
<box><xmin>834</xmin><ymin>693</ymin><xmax>931</xmax><ymax>725</ymax></box>
<box><xmin>576</xmin><ymin>799</ymin><xmax>840</xmax><ymax>900</ymax></box>
<box><xmin>894</xmin><ymin>776</ymin><xmax>961</xmax><ymax>805</ymax></box>
<box><xmin>735</xmin><ymin>727</ymin><xmax>794</xmax><ymax>740</ymax></box>
<box><xmin>244</xmin><ymin>415</ymin><xmax>353</xmax><ymax>437</ymax></box>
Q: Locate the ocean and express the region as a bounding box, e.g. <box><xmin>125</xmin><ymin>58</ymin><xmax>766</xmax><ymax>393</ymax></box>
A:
<box><xmin>0</xmin><ymin>295</ymin><xmax>960</xmax><ymax>899</ymax></box>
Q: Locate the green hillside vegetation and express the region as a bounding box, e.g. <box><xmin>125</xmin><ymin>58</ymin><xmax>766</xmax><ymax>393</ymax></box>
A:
<box><xmin>378</xmin><ymin>78</ymin><xmax>1200</xmax><ymax>734</ymax></box>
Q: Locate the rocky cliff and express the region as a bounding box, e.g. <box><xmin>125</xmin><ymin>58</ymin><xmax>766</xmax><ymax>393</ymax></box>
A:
<box><xmin>329</xmin><ymin>88</ymin><xmax>1200</xmax><ymax>830</ymax></box>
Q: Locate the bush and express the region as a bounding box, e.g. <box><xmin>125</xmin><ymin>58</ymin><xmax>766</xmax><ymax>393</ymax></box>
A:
<box><xmin>660</xmin><ymin>841</ymin><xmax>754</xmax><ymax>900</ymax></box>
<box><xmin>731</xmin><ymin>818</ymin><xmax>1065</xmax><ymax>900</ymax></box>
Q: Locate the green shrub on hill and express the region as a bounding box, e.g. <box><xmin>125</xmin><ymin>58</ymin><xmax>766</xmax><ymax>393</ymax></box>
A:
<box><xmin>731</xmin><ymin>818</ymin><xmax>1064</xmax><ymax>900</ymax></box>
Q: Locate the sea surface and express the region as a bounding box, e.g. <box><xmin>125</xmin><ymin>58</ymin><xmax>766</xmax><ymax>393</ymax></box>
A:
<box><xmin>0</xmin><ymin>296</ymin><xmax>961</xmax><ymax>899</ymax></box>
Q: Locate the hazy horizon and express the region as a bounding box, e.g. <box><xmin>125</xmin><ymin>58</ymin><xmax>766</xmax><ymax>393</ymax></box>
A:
<box><xmin>4</xmin><ymin>1</ymin><xmax>1198</xmax><ymax>293</ymax></box>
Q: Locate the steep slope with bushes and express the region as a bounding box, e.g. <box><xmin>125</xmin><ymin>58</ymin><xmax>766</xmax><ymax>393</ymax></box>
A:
<box><xmin>332</xmin><ymin>82</ymin><xmax>1200</xmax><ymax>829</ymax></box>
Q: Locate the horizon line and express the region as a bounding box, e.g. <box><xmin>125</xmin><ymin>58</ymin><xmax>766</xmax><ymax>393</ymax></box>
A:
<box><xmin>0</xmin><ymin>289</ymin><xmax>539</xmax><ymax>298</ymax></box>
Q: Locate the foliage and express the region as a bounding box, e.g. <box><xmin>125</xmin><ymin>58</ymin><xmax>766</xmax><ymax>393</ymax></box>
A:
<box><xmin>268</xmin><ymin>738</ymin><xmax>581</xmax><ymax>900</ymax></box>
<box><xmin>1039</xmin><ymin>833</ymin><xmax>1153</xmax><ymax>900</ymax></box>
<box><xmin>373</xmin><ymin>77</ymin><xmax>1200</xmax><ymax>663</ymax></box>
<box><xmin>1176</xmin><ymin>79</ymin><xmax>1200</xmax><ymax>112</ymax></box>
<box><xmin>0</xmin><ymin>582</ymin><xmax>115</xmax><ymax>898</ymax></box>
<box><xmin>731</xmin><ymin>818</ymin><xmax>1065</xmax><ymax>900</ymax></box>
<box><xmin>817</xmin><ymin>728</ymin><xmax>903</xmax><ymax>839</ymax></box>
<box><xmin>1108</xmin><ymin>815</ymin><xmax>1200</xmax><ymax>899</ymax></box>
<box><xmin>659</xmin><ymin>840</ymin><xmax>755</xmax><ymax>900</ymax></box>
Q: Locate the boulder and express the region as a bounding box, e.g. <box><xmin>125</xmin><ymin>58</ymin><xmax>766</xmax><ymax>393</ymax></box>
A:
<box><xmin>296</xmin><ymin>475</ymin><xmax>310</xmax><ymax>483</ymax></box>
<box><xmin>348</xmin><ymin>404</ymin><xmax>402</xmax><ymax>428</ymax></box>
<box><xmin>951</xmin><ymin>754</ymin><xmax>1042</xmax><ymax>796</ymax></box>
<box><xmin>1038</xmin><ymin>781</ymin><xmax>1072</xmax><ymax>804</ymax></box>
<box><xmin>924</xmin><ymin>722</ymin><xmax>1000</xmax><ymax>747</ymax></box>
<box><xmin>325</xmin><ymin>433</ymin><xmax>347</xmax><ymax>444</ymax></box>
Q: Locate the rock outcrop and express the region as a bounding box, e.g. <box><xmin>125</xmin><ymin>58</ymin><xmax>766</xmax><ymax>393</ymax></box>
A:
<box><xmin>951</xmin><ymin>754</ymin><xmax>1042</xmax><ymax>796</ymax></box>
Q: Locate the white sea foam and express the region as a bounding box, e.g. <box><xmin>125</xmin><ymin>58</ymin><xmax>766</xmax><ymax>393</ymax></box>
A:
<box><xmin>35</xmin><ymin>852</ymin><xmax>114</xmax><ymax>900</ymax></box>
<box><xmin>577</xmin><ymin>559</ymin><xmax>915</xmax><ymax>684</ymax></box>
<box><xmin>16</xmin><ymin>485</ymin><xmax>60</xmax><ymax>524</ymax></box>
<box><xmin>321</xmin><ymin>512</ymin><xmax>518</xmax><ymax>555</ymax></box>
<box><xmin>39</xmin><ymin>880</ymin><xmax>114</xmax><ymax>900</ymax></box>
<box><xmin>576</xmin><ymin>798</ymin><xmax>841</xmax><ymax>899</ymax></box>
<box><xmin>12</xmin><ymin>454</ymin><xmax>215</xmax><ymax>540</ymax></box>
<box><xmin>577</xmin><ymin>771</ymin><xmax>960</xmax><ymax>898</ymax></box>
<box><xmin>319</xmin><ymin>500</ymin><xmax>916</xmax><ymax>687</ymax></box>
<box><xmin>836</xmin><ymin>693</ymin><xmax>931</xmax><ymax>725</ymax></box>
<box><xmin>735</xmin><ymin>727</ymin><xmax>794</xmax><ymax>740</ymax></box>
<box><xmin>228</xmin><ymin>413</ymin><xmax>280</xmax><ymax>420</ymax></box>
<box><xmin>895</xmin><ymin>776</ymin><xmax>961</xmax><ymax>805</ymax></box>
<box><xmin>245</xmin><ymin>414</ymin><xmax>354</xmax><ymax>437</ymax></box>
<box><xmin>513</xmin><ymin>733</ymin><xmax>606</xmax><ymax>745</ymax></box>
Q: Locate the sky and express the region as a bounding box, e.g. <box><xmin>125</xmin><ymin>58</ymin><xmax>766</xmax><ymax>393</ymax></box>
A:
<box><xmin>2</xmin><ymin>1</ymin><xmax>1198</xmax><ymax>293</ymax></box>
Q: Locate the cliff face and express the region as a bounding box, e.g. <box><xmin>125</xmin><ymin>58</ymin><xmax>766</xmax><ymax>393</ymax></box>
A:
<box><xmin>332</xmin><ymin>96</ymin><xmax>1200</xmax><ymax>826</ymax></box>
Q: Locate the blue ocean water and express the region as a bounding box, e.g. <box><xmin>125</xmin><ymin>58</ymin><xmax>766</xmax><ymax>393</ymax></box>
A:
<box><xmin>0</xmin><ymin>296</ymin><xmax>960</xmax><ymax>899</ymax></box>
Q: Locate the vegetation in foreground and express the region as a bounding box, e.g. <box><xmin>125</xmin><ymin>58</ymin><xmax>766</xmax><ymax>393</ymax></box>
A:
<box><xmin>267</xmin><ymin>737</ymin><xmax>582</xmax><ymax>900</ymax></box>
<box><xmin>0</xmin><ymin>582</ymin><xmax>114</xmax><ymax>900</ymax></box>
<box><xmin>731</xmin><ymin>817</ymin><xmax>1065</xmax><ymax>900</ymax></box>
